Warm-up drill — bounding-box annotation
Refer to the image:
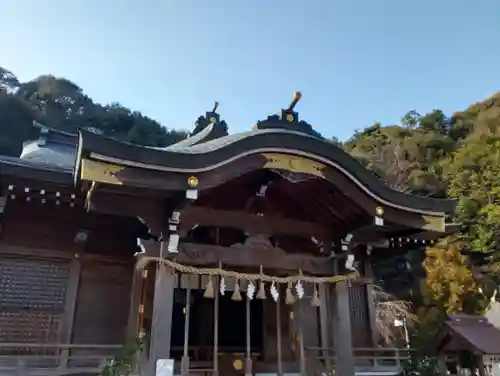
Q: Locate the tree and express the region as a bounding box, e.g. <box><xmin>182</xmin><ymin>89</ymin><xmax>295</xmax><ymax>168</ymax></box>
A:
<box><xmin>445</xmin><ymin>136</ymin><xmax>500</xmax><ymax>259</ymax></box>
<box><xmin>423</xmin><ymin>239</ymin><xmax>478</xmax><ymax>314</ymax></box>
<box><xmin>373</xmin><ymin>286</ymin><xmax>416</xmax><ymax>345</ymax></box>
<box><xmin>0</xmin><ymin>67</ymin><xmax>19</xmax><ymax>93</ymax></box>
<box><xmin>0</xmin><ymin>66</ymin><xmax>189</xmax><ymax>156</ymax></box>
<box><xmin>401</xmin><ymin>110</ymin><xmax>421</xmax><ymax>130</ymax></box>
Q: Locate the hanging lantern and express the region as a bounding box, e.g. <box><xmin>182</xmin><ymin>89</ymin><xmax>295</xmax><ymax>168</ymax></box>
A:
<box><xmin>311</xmin><ymin>284</ymin><xmax>321</xmax><ymax>307</ymax></box>
<box><xmin>286</xmin><ymin>281</ymin><xmax>295</xmax><ymax>305</ymax></box>
<box><xmin>231</xmin><ymin>280</ymin><xmax>242</xmax><ymax>301</ymax></box>
<box><xmin>203</xmin><ymin>276</ymin><xmax>214</xmax><ymax>299</ymax></box>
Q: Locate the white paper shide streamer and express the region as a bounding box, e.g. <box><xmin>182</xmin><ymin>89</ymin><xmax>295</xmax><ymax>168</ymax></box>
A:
<box><xmin>270</xmin><ymin>281</ymin><xmax>279</xmax><ymax>302</ymax></box>
<box><xmin>295</xmin><ymin>280</ymin><xmax>304</xmax><ymax>299</ymax></box>
<box><xmin>247</xmin><ymin>281</ymin><xmax>256</xmax><ymax>300</ymax></box>
<box><xmin>220</xmin><ymin>277</ymin><xmax>226</xmax><ymax>296</ymax></box>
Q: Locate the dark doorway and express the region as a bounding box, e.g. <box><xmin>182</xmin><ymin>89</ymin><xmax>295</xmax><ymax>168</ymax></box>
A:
<box><xmin>218</xmin><ymin>292</ymin><xmax>263</xmax><ymax>352</ymax></box>
<box><xmin>170</xmin><ymin>288</ymin><xmax>264</xmax><ymax>361</ymax></box>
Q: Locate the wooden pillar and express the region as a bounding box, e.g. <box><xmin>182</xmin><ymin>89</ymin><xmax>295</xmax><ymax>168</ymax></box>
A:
<box><xmin>245</xmin><ymin>295</ymin><xmax>252</xmax><ymax>376</ymax></box>
<box><xmin>319</xmin><ymin>240</ymin><xmax>333</xmax><ymax>372</ymax></box>
<box><xmin>477</xmin><ymin>355</ymin><xmax>487</xmax><ymax>376</ymax></box>
<box><xmin>213</xmin><ymin>276</ymin><xmax>220</xmax><ymax>376</ymax></box>
<box><xmin>136</xmin><ymin>204</ymin><xmax>176</xmax><ymax>376</ymax></box>
<box><xmin>333</xmin><ymin>281</ymin><xmax>355</xmax><ymax>376</ymax></box>
<box><xmin>365</xmin><ymin>283</ymin><xmax>378</xmax><ymax>346</ymax></box>
<box><xmin>276</xmin><ymin>295</ymin><xmax>283</xmax><ymax>376</ymax></box>
<box><xmin>127</xmin><ymin>263</ymin><xmax>145</xmax><ymax>337</ymax></box>
<box><xmin>181</xmin><ymin>284</ymin><xmax>191</xmax><ymax>376</ymax></box>
<box><xmin>437</xmin><ymin>354</ymin><xmax>448</xmax><ymax>376</ymax></box>
<box><xmin>59</xmin><ymin>254</ymin><xmax>82</xmax><ymax>368</ymax></box>
<box><xmin>364</xmin><ymin>260</ymin><xmax>378</xmax><ymax>346</ymax></box>
<box><xmin>297</xmin><ymin>300</ymin><xmax>306</xmax><ymax>376</ymax></box>
<box><xmin>149</xmin><ymin>246</ymin><xmax>176</xmax><ymax>371</ymax></box>
<box><xmin>318</xmin><ymin>284</ymin><xmax>332</xmax><ymax>372</ymax></box>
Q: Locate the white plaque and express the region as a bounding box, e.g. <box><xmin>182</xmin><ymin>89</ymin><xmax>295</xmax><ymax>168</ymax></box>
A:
<box><xmin>156</xmin><ymin>358</ymin><xmax>174</xmax><ymax>376</ymax></box>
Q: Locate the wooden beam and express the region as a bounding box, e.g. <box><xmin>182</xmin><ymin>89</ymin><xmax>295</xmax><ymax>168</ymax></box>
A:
<box><xmin>86</xmin><ymin>191</ymin><xmax>163</xmax><ymax>220</ymax></box>
<box><xmin>80</xmin><ymin>155</ymin><xmax>265</xmax><ymax>191</ymax></box>
<box><xmin>180</xmin><ymin>207</ymin><xmax>330</xmax><ymax>238</ymax></box>
<box><xmin>0</xmin><ymin>244</ymin><xmax>132</xmax><ymax>265</ymax></box>
<box><xmin>175</xmin><ymin>242</ymin><xmax>334</xmax><ymax>275</ymax></box>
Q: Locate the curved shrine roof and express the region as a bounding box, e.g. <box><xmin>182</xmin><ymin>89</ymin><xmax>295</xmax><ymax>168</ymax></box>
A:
<box><xmin>76</xmin><ymin>112</ymin><xmax>456</xmax><ymax>215</ymax></box>
<box><xmin>0</xmin><ymin>100</ymin><xmax>457</xmax><ymax>218</ymax></box>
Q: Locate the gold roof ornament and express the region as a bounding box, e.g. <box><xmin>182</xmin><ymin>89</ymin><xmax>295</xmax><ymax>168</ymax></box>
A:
<box><xmin>287</xmin><ymin>91</ymin><xmax>302</xmax><ymax>112</ymax></box>
<box><xmin>212</xmin><ymin>101</ymin><xmax>219</xmax><ymax>113</ymax></box>
<box><xmin>283</xmin><ymin>91</ymin><xmax>302</xmax><ymax>123</ymax></box>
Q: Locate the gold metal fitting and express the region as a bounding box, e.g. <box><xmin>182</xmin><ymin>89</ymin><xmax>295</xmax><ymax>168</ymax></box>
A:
<box><xmin>375</xmin><ymin>206</ymin><xmax>384</xmax><ymax>217</ymax></box>
<box><xmin>233</xmin><ymin>359</ymin><xmax>243</xmax><ymax>371</ymax></box>
<box><xmin>187</xmin><ymin>176</ymin><xmax>199</xmax><ymax>188</ymax></box>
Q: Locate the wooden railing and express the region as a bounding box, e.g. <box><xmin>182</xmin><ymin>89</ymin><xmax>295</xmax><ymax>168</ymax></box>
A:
<box><xmin>0</xmin><ymin>343</ymin><xmax>122</xmax><ymax>376</ymax></box>
<box><xmin>305</xmin><ymin>346</ymin><xmax>413</xmax><ymax>375</ymax></box>
<box><xmin>0</xmin><ymin>343</ymin><xmax>418</xmax><ymax>376</ymax></box>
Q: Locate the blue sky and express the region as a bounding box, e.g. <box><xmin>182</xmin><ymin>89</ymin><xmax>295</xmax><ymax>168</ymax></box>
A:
<box><xmin>2</xmin><ymin>1</ymin><xmax>499</xmax><ymax>140</ymax></box>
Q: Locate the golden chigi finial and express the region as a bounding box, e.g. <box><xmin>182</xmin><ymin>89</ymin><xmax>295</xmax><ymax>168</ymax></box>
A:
<box><xmin>212</xmin><ymin>101</ymin><xmax>219</xmax><ymax>113</ymax></box>
<box><xmin>287</xmin><ymin>91</ymin><xmax>302</xmax><ymax>111</ymax></box>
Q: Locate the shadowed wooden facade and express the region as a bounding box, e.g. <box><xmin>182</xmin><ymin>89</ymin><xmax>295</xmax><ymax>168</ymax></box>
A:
<box><xmin>0</xmin><ymin>97</ymin><xmax>456</xmax><ymax>376</ymax></box>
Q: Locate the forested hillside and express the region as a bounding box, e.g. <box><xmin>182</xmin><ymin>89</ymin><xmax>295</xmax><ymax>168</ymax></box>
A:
<box><xmin>0</xmin><ymin>66</ymin><xmax>188</xmax><ymax>157</ymax></box>
<box><xmin>344</xmin><ymin>96</ymin><xmax>500</xmax><ymax>314</ymax></box>
<box><xmin>2</xmin><ymin>65</ymin><xmax>500</xmax><ymax>315</ymax></box>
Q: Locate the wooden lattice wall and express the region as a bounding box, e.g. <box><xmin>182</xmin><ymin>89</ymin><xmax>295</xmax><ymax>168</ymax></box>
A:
<box><xmin>0</xmin><ymin>255</ymin><xmax>70</xmax><ymax>353</ymax></box>
<box><xmin>349</xmin><ymin>283</ymin><xmax>371</xmax><ymax>347</ymax></box>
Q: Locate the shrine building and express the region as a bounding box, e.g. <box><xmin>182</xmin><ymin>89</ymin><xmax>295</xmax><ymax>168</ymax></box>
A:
<box><xmin>0</xmin><ymin>94</ymin><xmax>456</xmax><ymax>376</ymax></box>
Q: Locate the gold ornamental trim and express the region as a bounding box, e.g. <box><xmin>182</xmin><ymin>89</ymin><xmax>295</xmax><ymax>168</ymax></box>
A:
<box><xmin>422</xmin><ymin>215</ymin><xmax>445</xmax><ymax>233</ymax></box>
<box><xmin>80</xmin><ymin>158</ymin><xmax>124</xmax><ymax>185</ymax></box>
<box><xmin>262</xmin><ymin>153</ymin><xmax>326</xmax><ymax>178</ymax></box>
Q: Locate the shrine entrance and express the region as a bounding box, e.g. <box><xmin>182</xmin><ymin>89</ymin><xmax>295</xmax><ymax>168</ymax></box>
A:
<box><xmin>170</xmin><ymin>288</ymin><xmax>264</xmax><ymax>368</ymax></box>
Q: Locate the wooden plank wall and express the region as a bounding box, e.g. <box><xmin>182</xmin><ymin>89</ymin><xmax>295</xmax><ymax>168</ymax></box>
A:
<box><xmin>72</xmin><ymin>261</ymin><xmax>132</xmax><ymax>344</ymax></box>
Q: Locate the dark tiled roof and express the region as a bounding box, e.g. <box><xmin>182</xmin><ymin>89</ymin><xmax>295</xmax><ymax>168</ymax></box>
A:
<box><xmin>0</xmin><ymin>123</ymin><xmax>76</xmax><ymax>182</ymax></box>
<box><xmin>441</xmin><ymin>315</ymin><xmax>500</xmax><ymax>355</ymax></box>
<box><xmin>20</xmin><ymin>140</ymin><xmax>76</xmax><ymax>171</ymax></box>
<box><xmin>164</xmin><ymin>128</ymin><xmax>319</xmax><ymax>154</ymax></box>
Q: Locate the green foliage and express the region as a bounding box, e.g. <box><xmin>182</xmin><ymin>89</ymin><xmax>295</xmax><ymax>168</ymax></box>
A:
<box><xmin>0</xmin><ymin>67</ymin><xmax>188</xmax><ymax>157</ymax></box>
<box><xmin>423</xmin><ymin>239</ymin><xmax>478</xmax><ymax>314</ymax></box>
<box><xmin>346</xmin><ymin>93</ymin><xmax>500</xmax><ymax>312</ymax></box>
<box><xmin>101</xmin><ymin>337</ymin><xmax>144</xmax><ymax>376</ymax></box>
<box><xmin>446</xmin><ymin>136</ymin><xmax>500</xmax><ymax>257</ymax></box>
<box><xmin>400</xmin><ymin>355</ymin><xmax>439</xmax><ymax>376</ymax></box>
